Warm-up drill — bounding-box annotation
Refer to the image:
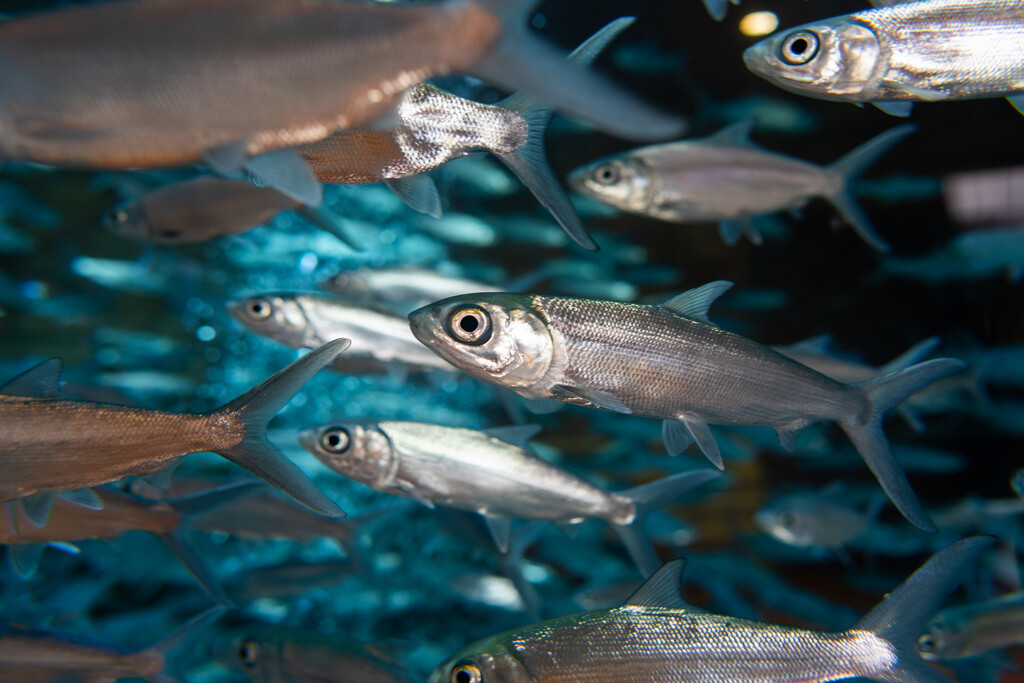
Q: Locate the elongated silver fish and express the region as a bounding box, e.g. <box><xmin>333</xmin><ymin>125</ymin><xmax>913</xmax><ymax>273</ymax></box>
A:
<box><xmin>743</xmin><ymin>0</ymin><xmax>1024</xmax><ymax>118</ymax></box>
<box><xmin>430</xmin><ymin>537</ymin><xmax>991</xmax><ymax>683</ymax></box>
<box><xmin>918</xmin><ymin>590</ymin><xmax>1024</xmax><ymax>660</ymax></box>
<box><xmin>237</xmin><ymin>629</ymin><xmax>415</xmax><ymax>683</ymax></box>
<box><xmin>321</xmin><ymin>267</ymin><xmax>493</xmax><ymax>309</ymax></box>
<box><xmin>407</xmin><ymin>282</ymin><xmax>967</xmax><ymax>530</ymax></box>
<box><xmin>0</xmin><ymin>339</ymin><xmax>349</xmax><ymax>518</ymax></box>
<box><xmin>568</xmin><ymin>120</ymin><xmax>914</xmax><ymax>251</ymax></box>
<box><xmin>299</xmin><ymin>420</ymin><xmax>718</xmax><ymax>574</ymax></box>
<box><xmin>229</xmin><ymin>293</ymin><xmax>453</xmax><ymax>375</ymax></box>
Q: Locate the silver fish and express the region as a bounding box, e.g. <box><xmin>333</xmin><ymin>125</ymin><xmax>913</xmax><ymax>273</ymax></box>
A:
<box><xmin>755</xmin><ymin>492</ymin><xmax>870</xmax><ymax>550</ymax></box>
<box><xmin>918</xmin><ymin>590</ymin><xmax>1024</xmax><ymax>660</ymax></box>
<box><xmin>321</xmin><ymin>267</ymin><xmax>493</xmax><ymax>308</ymax></box>
<box><xmin>568</xmin><ymin>120</ymin><xmax>914</xmax><ymax>251</ymax></box>
<box><xmin>742</xmin><ymin>0</ymin><xmax>1024</xmax><ymax>118</ymax></box>
<box><xmin>431</xmin><ymin>537</ymin><xmax>991</xmax><ymax>683</ymax></box>
<box><xmin>299</xmin><ymin>419</ymin><xmax>718</xmax><ymax>574</ymax></box>
<box><xmin>237</xmin><ymin>629</ymin><xmax>415</xmax><ymax>683</ymax></box>
<box><xmin>407</xmin><ymin>282</ymin><xmax>967</xmax><ymax>530</ymax></box>
<box><xmin>229</xmin><ymin>293</ymin><xmax>453</xmax><ymax>375</ymax></box>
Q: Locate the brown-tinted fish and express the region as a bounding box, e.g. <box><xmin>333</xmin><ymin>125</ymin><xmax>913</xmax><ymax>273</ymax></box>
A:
<box><xmin>103</xmin><ymin>177</ymin><xmax>359</xmax><ymax>249</ymax></box>
<box><xmin>0</xmin><ymin>339</ymin><xmax>350</xmax><ymax>518</ymax></box>
<box><xmin>0</xmin><ymin>0</ymin><xmax>682</xmax><ymax>203</ymax></box>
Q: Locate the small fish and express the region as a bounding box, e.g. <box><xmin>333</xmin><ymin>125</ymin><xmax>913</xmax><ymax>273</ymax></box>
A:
<box><xmin>742</xmin><ymin>1</ymin><xmax>1024</xmax><ymax>118</ymax></box>
<box><xmin>407</xmin><ymin>282</ymin><xmax>967</xmax><ymax>530</ymax></box>
<box><xmin>228</xmin><ymin>293</ymin><xmax>454</xmax><ymax>375</ymax></box>
<box><xmin>873</xmin><ymin>225</ymin><xmax>1024</xmax><ymax>284</ymax></box>
<box><xmin>103</xmin><ymin>177</ymin><xmax>358</xmax><ymax>249</ymax></box>
<box><xmin>0</xmin><ymin>339</ymin><xmax>349</xmax><ymax>518</ymax></box>
<box><xmin>236</xmin><ymin>629</ymin><xmax>415</xmax><ymax>683</ymax></box>
<box><xmin>568</xmin><ymin>120</ymin><xmax>914</xmax><ymax>251</ymax></box>
<box><xmin>918</xmin><ymin>590</ymin><xmax>1024</xmax><ymax>660</ymax></box>
<box><xmin>0</xmin><ymin>0</ymin><xmax>681</xmax><ymax>204</ymax></box>
<box><xmin>0</xmin><ymin>606</ymin><xmax>223</xmax><ymax>683</ymax></box>
<box><xmin>321</xmin><ymin>267</ymin><xmax>493</xmax><ymax>309</ymax></box>
<box><xmin>431</xmin><ymin>537</ymin><xmax>991</xmax><ymax>683</ymax></box>
<box><xmin>300</xmin><ymin>420</ymin><xmax>719</xmax><ymax>575</ymax></box>
<box><xmin>299</xmin><ymin>17</ymin><xmax>635</xmax><ymax>250</ymax></box>
<box><xmin>755</xmin><ymin>491</ymin><xmax>871</xmax><ymax>551</ymax></box>
<box><xmin>228</xmin><ymin>559</ymin><xmax>356</xmax><ymax>603</ymax></box>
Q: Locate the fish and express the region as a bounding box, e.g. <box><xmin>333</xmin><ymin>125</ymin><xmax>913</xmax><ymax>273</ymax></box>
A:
<box><xmin>742</xmin><ymin>0</ymin><xmax>1024</xmax><ymax>118</ymax></box>
<box><xmin>431</xmin><ymin>537</ymin><xmax>992</xmax><ymax>683</ymax></box>
<box><xmin>321</xmin><ymin>267</ymin><xmax>493</xmax><ymax>309</ymax></box>
<box><xmin>298</xmin><ymin>17</ymin><xmax>635</xmax><ymax>250</ymax></box>
<box><xmin>407</xmin><ymin>282</ymin><xmax>967</xmax><ymax>530</ymax></box>
<box><xmin>0</xmin><ymin>338</ymin><xmax>349</xmax><ymax>518</ymax></box>
<box><xmin>918</xmin><ymin>590</ymin><xmax>1024</xmax><ymax>660</ymax></box>
<box><xmin>236</xmin><ymin>629</ymin><xmax>415</xmax><ymax>683</ymax></box>
<box><xmin>0</xmin><ymin>0</ymin><xmax>682</xmax><ymax>204</ymax></box>
<box><xmin>568</xmin><ymin>119</ymin><xmax>914</xmax><ymax>251</ymax></box>
<box><xmin>754</xmin><ymin>491</ymin><xmax>872</xmax><ymax>551</ymax></box>
<box><xmin>228</xmin><ymin>559</ymin><xmax>357</xmax><ymax>603</ymax></box>
<box><xmin>103</xmin><ymin>176</ymin><xmax>359</xmax><ymax>249</ymax></box>
<box><xmin>299</xmin><ymin>419</ymin><xmax>719</xmax><ymax>575</ymax></box>
<box><xmin>0</xmin><ymin>605</ymin><xmax>224</xmax><ymax>683</ymax></box>
<box><xmin>873</xmin><ymin>225</ymin><xmax>1024</xmax><ymax>284</ymax></box>
<box><xmin>228</xmin><ymin>293</ymin><xmax>454</xmax><ymax>375</ymax></box>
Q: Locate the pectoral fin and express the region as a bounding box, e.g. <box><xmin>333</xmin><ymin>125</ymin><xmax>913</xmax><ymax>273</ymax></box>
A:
<box><xmin>662</xmin><ymin>419</ymin><xmax>693</xmax><ymax>456</ymax></box>
<box><xmin>552</xmin><ymin>384</ymin><xmax>633</xmax><ymax>414</ymax></box>
<box><xmin>7</xmin><ymin>543</ymin><xmax>45</xmax><ymax>579</ymax></box>
<box><xmin>680</xmin><ymin>415</ymin><xmax>723</xmax><ymax>469</ymax></box>
<box><xmin>872</xmin><ymin>101</ymin><xmax>914</xmax><ymax>117</ymax></box>
<box><xmin>245</xmin><ymin>149</ymin><xmax>323</xmax><ymax>207</ymax></box>
<box><xmin>384</xmin><ymin>176</ymin><xmax>442</xmax><ymax>219</ymax></box>
<box><xmin>483</xmin><ymin>514</ymin><xmax>512</xmax><ymax>554</ymax></box>
<box><xmin>20</xmin><ymin>493</ymin><xmax>54</xmax><ymax>528</ymax></box>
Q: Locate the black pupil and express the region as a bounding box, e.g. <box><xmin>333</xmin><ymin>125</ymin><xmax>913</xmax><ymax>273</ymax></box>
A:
<box><xmin>455</xmin><ymin>671</ymin><xmax>473</xmax><ymax>683</ymax></box>
<box><xmin>790</xmin><ymin>37</ymin><xmax>808</xmax><ymax>54</ymax></box>
<box><xmin>599</xmin><ymin>167</ymin><xmax>614</xmax><ymax>181</ymax></box>
<box><xmin>251</xmin><ymin>303</ymin><xmax>265</xmax><ymax>315</ymax></box>
<box><xmin>459</xmin><ymin>315</ymin><xmax>479</xmax><ymax>333</ymax></box>
<box><xmin>327</xmin><ymin>432</ymin><xmax>342</xmax><ymax>448</ymax></box>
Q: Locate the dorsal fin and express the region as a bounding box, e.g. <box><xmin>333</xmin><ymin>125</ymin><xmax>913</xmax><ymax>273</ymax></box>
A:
<box><xmin>661</xmin><ymin>281</ymin><xmax>733</xmax><ymax>325</ymax></box>
<box><xmin>709</xmin><ymin>118</ymin><xmax>756</xmax><ymax>146</ymax></box>
<box><xmin>1</xmin><ymin>359</ymin><xmax>62</xmax><ymax>398</ymax></box>
<box><xmin>623</xmin><ymin>559</ymin><xmax>691</xmax><ymax>609</ymax></box>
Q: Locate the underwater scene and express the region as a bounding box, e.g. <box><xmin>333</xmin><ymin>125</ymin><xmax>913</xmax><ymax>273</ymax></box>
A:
<box><xmin>0</xmin><ymin>0</ymin><xmax>1022</xmax><ymax>681</ymax></box>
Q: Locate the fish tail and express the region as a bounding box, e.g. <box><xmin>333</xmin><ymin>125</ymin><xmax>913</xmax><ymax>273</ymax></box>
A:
<box><xmin>469</xmin><ymin>0</ymin><xmax>684</xmax><ymax>141</ymax></box>
<box><xmin>497</xmin><ymin>521</ymin><xmax>546</xmax><ymax>619</ymax></box>
<box><xmin>840</xmin><ymin>358</ymin><xmax>966</xmax><ymax>532</ymax></box>
<box><xmin>294</xmin><ymin>205</ymin><xmax>365</xmax><ymax>251</ymax></box>
<box><xmin>856</xmin><ymin>537</ymin><xmax>993</xmax><ymax>683</ymax></box>
<box><xmin>494</xmin><ymin>18</ymin><xmax>633</xmax><ymax>251</ymax></box>
<box><xmin>149</xmin><ymin>605</ymin><xmax>226</xmax><ymax>662</ymax></box>
<box><xmin>701</xmin><ymin>0</ymin><xmax>729</xmax><ymax>21</ymax></box>
<box><xmin>878</xmin><ymin>337</ymin><xmax>940</xmax><ymax>376</ymax></box>
<box><xmin>825</xmin><ymin>124</ymin><xmax>916</xmax><ymax>253</ymax></box>
<box><xmin>212</xmin><ymin>339</ymin><xmax>351</xmax><ymax>518</ymax></box>
<box><xmin>614</xmin><ymin>469</ymin><xmax>721</xmax><ymax>576</ymax></box>
<box><xmin>161</xmin><ymin>529</ymin><xmax>233</xmax><ymax>606</ymax></box>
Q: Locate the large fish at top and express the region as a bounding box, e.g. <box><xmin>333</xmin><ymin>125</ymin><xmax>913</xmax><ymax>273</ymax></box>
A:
<box><xmin>0</xmin><ymin>338</ymin><xmax>350</xmax><ymax>519</ymax></box>
<box><xmin>743</xmin><ymin>0</ymin><xmax>1024</xmax><ymax>118</ymax></box>
<box><xmin>407</xmin><ymin>282</ymin><xmax>966</xmax><ymax>530</ymax></box>
<box><xmin>0</xmin><ymin>0</ymin><xmax>682</xmax><ymax>205</ymax></box>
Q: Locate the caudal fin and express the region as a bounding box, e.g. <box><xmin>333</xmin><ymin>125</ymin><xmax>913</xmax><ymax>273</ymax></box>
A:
<box><xmin>825</xmin><ymin>124</ymin><xmax>916</xmax><ymax>253</ymax></box>
<box><xmin>213</xmin><ymin>339</ymin><xmax>350</xmax><ymax>518</ymax></box>
<box><xmin>840</xmin><ymin>358</ymin><xmax>966</xmax><ymax>531</ymax></box>
<box><xmin>613</xmin><ymin>469</ymin><xmax>721</xmax><ymax>576</ymax></box>
<box><xmin>471</xmin><ymin>0</ymin><xmax>684</xmax><ymax>141</ymax></box>
<box><xmin>857</xmin><ymin>536</ymin><xmax>993</xmax><ymax>683</ymax></box>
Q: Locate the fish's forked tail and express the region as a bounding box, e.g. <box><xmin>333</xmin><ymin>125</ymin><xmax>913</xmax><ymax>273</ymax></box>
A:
<box><xmin>213</xmin><ymin>339</ymin><xmax>351</xmax><ymax>518</ymax></box>
<box><xmin>295</xmin><ymin>205</ymin><xmax>365</xmax><ymax>251</ymax></box>
<box><xmin>840</xmin><ymin>358</ymin><xmax>967</xmax><ymax>532</ymax></box>
<box><xmin>495</xmin><ymin>17</ymin><xmax>636</xmax><ymax>251</ymax></box>
<box><xmin>825</xmin><ymin>124</ymin><xmax>916</xmax><ymax>253</ymax></box>
<box><xmin>470</xmin><ymin>0</ymin><xmax>684</xmax><ymax>141</ymax></box>
<box><xmin>612</xmin><ymin>469</ymin><xmax>721</xmax><ymax>577</ymax></box>
<box><xmin>857</xmin><ymin>536</ymin><xmax>993</xmax><ymax>683</ymax></box>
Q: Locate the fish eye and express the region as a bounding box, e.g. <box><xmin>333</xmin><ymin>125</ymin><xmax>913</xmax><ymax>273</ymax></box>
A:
<box><xmin>594</xmin><ymin>163</ymin><xmax>619</xmax><ymax>185</ymax></box>
<box><xmin>778</xmin><ymin>510</ymin><xmax>797</xmax><ymax>528</ymax></box>
<box><xmin>446</xmin><ymin>306</ymin><xmax>492</xmax><ymax>345</ymax></box>
<box><xmin>238</xmin><ymin>639</ymin><xmax>259</xmax><ymax>667</ymax></box>
<box><xmin>451</xmin><ymin>660</ymin><xmax>482</xmax><ymax>683</ymax></box>
<box><xmin>246</xmin><ymin>298</ymin><xmax>273</xmax><ymax>321</ymax></box>
<box><xmin>104</xmin><ymin>208</ymin><xmax>129</xmax><ymax>226</ymax></box>
<box><xmin>320</xmin><ymin>426</ymin><xmax>351</xmax><ymax>453</ymax></box>
<box><xmin>917</xmin><ymin>633</ymin><xmax>936</xmax><ymax>653</ymax></box>
<box><xmin>780</xmin><ymin>30</ymin><xmax>820</xmax><ymax>65</ymax></box>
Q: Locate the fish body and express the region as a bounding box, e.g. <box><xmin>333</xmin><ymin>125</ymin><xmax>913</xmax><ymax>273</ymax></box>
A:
<box><xmin>755</xmin><ymin>493</ymin><xmax>869</xmax><ymax>549</ymax></box>
<box><xmin>407</xmin><ymin>283</ymin><xmax>966</xmax><ymax>530</ymax></box>
<box><xmin>743</xmin><ymin>0</ymin><xmax>1024</xmax><ymax>115</ymax></box>
<box><xmin>229</xmin><ymin>293</ymin><xmax>453</xmax><ymax>374</ymax></box>
<box><xmin>321</xmin><ymin>266</ymin><xmax>491</xmax><ymax>308</ymax></box>
<box><xmin>919</xmin><ymin>590</ymin><xmax>1024</xmax><ymax>660</ymax></box>
<box><xmin>237</xmin><ymin>629</ymin><xmax>415</xmax><ymax>683</ymax></box>
<box><xmin>0</xmin><ymin>340</ymin><xmax>349</xmax><ymax>517</ymax></box>
<box><xmin>568</xmin><ymin>121</ymin><xmax>913</xmax><ymax>251</ymax></box>
<box><xmin>431</xmin><ymin>538</ymin><xmax>991</xmax><ymax>683</ymax></box>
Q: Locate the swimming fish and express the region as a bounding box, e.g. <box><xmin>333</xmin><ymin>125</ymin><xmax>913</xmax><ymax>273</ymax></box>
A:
<box><xmin>228</xmin><ymin>293</ymin><xmax>454</xmax><ymax>375</ymax></box>
<box><xmin>742</xmin><ymin>0</ymin><xmax>1024</xmax><ymax>118</ymax></box>
<box><xmin>918</xmin><ymin>590</ymin><xmax>1024</xmax><ymax>660</ymax></box>
<box><xmin>103</xmin><ymin>176</ymin><xmax>360</xmax><ymax>249</ymax></box>
<box><xmin>299</xmin><ymin>420</ymin><xmax>719</xmax><ymax>575</ymax></box>
<box><xmin>321</xmin><ymin>267</ymin><xmax>493</xmax><ymax>310</ymax></box>
<box><xmin>299</xmin><ymin>17</ymin><xmax>635</xmax><ymax>250</ymax></box>
<box><xmin>431</xmin><ymin>537</ymin><xmax>991</xmax><ymax>683</ymax></box>
<box><xmin>0</xmin><ymin>338</ymin><xmax>349</xmax><ymax>518</ymax></box>
<box><xmin>407</xmin><ymin>282</ymin><xmax>967</xmax><ymax>530</ymax></box>
<box><xmin>0</xmin><ymin>0</ymin><xmax>682</xmax><ymax>204</ymax></box>
<box><xmin>568</xmin><ymin>119</ymin><xmax>914</xmax><ymax>251</ymax></box>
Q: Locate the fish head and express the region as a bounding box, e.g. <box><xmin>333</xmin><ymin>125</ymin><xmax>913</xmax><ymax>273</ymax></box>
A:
<box><xmin>322</xmin><ymin>271</ymin><xmax>371</xmax><ymax>300</ymax></box>
<box><xmin>235</xmin><ymin>633</ymin><xmax>277</xmax><ymax>681</ymax></box>
<box><xmin>299</xmin><ymin>422</ymin><xmax>396</xmax><ymax>488</ymax></box>
<box><xmin>742</xmin><ymin>18</ymin><xmax>882</xmax><ymax>101</ymax></box>
<box><xmin>917</xmin><ymin>614</ymin><xmax>959</xmax><ymax>660</ymax></box>
<box><xmin>227</xmin><ymin>294</ymin><xmax>319</xmax><ymax>348</ymax></box>
<box><xmin>408</xmin><ymin>293</ymin><xmax>556</xmax><ymax>395</ymax></box>
<box><xmin>754</xmin><ymin>499</ymin><xmax>820</xmax><ymax>547</ymax></box>
<box><xmin>102</xmin><ymin>200</ymin><xmax>150</xmax><ymax>241</ymax></box>
<box><xmin>568</xmin><ymin>154</ymin><xmax>654</xmax><ymax>214</ymax></box>
<box><xmin>430</xmin><ymin>644</ymin><xmax>533</xmax><ymax>683</ymax></box>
